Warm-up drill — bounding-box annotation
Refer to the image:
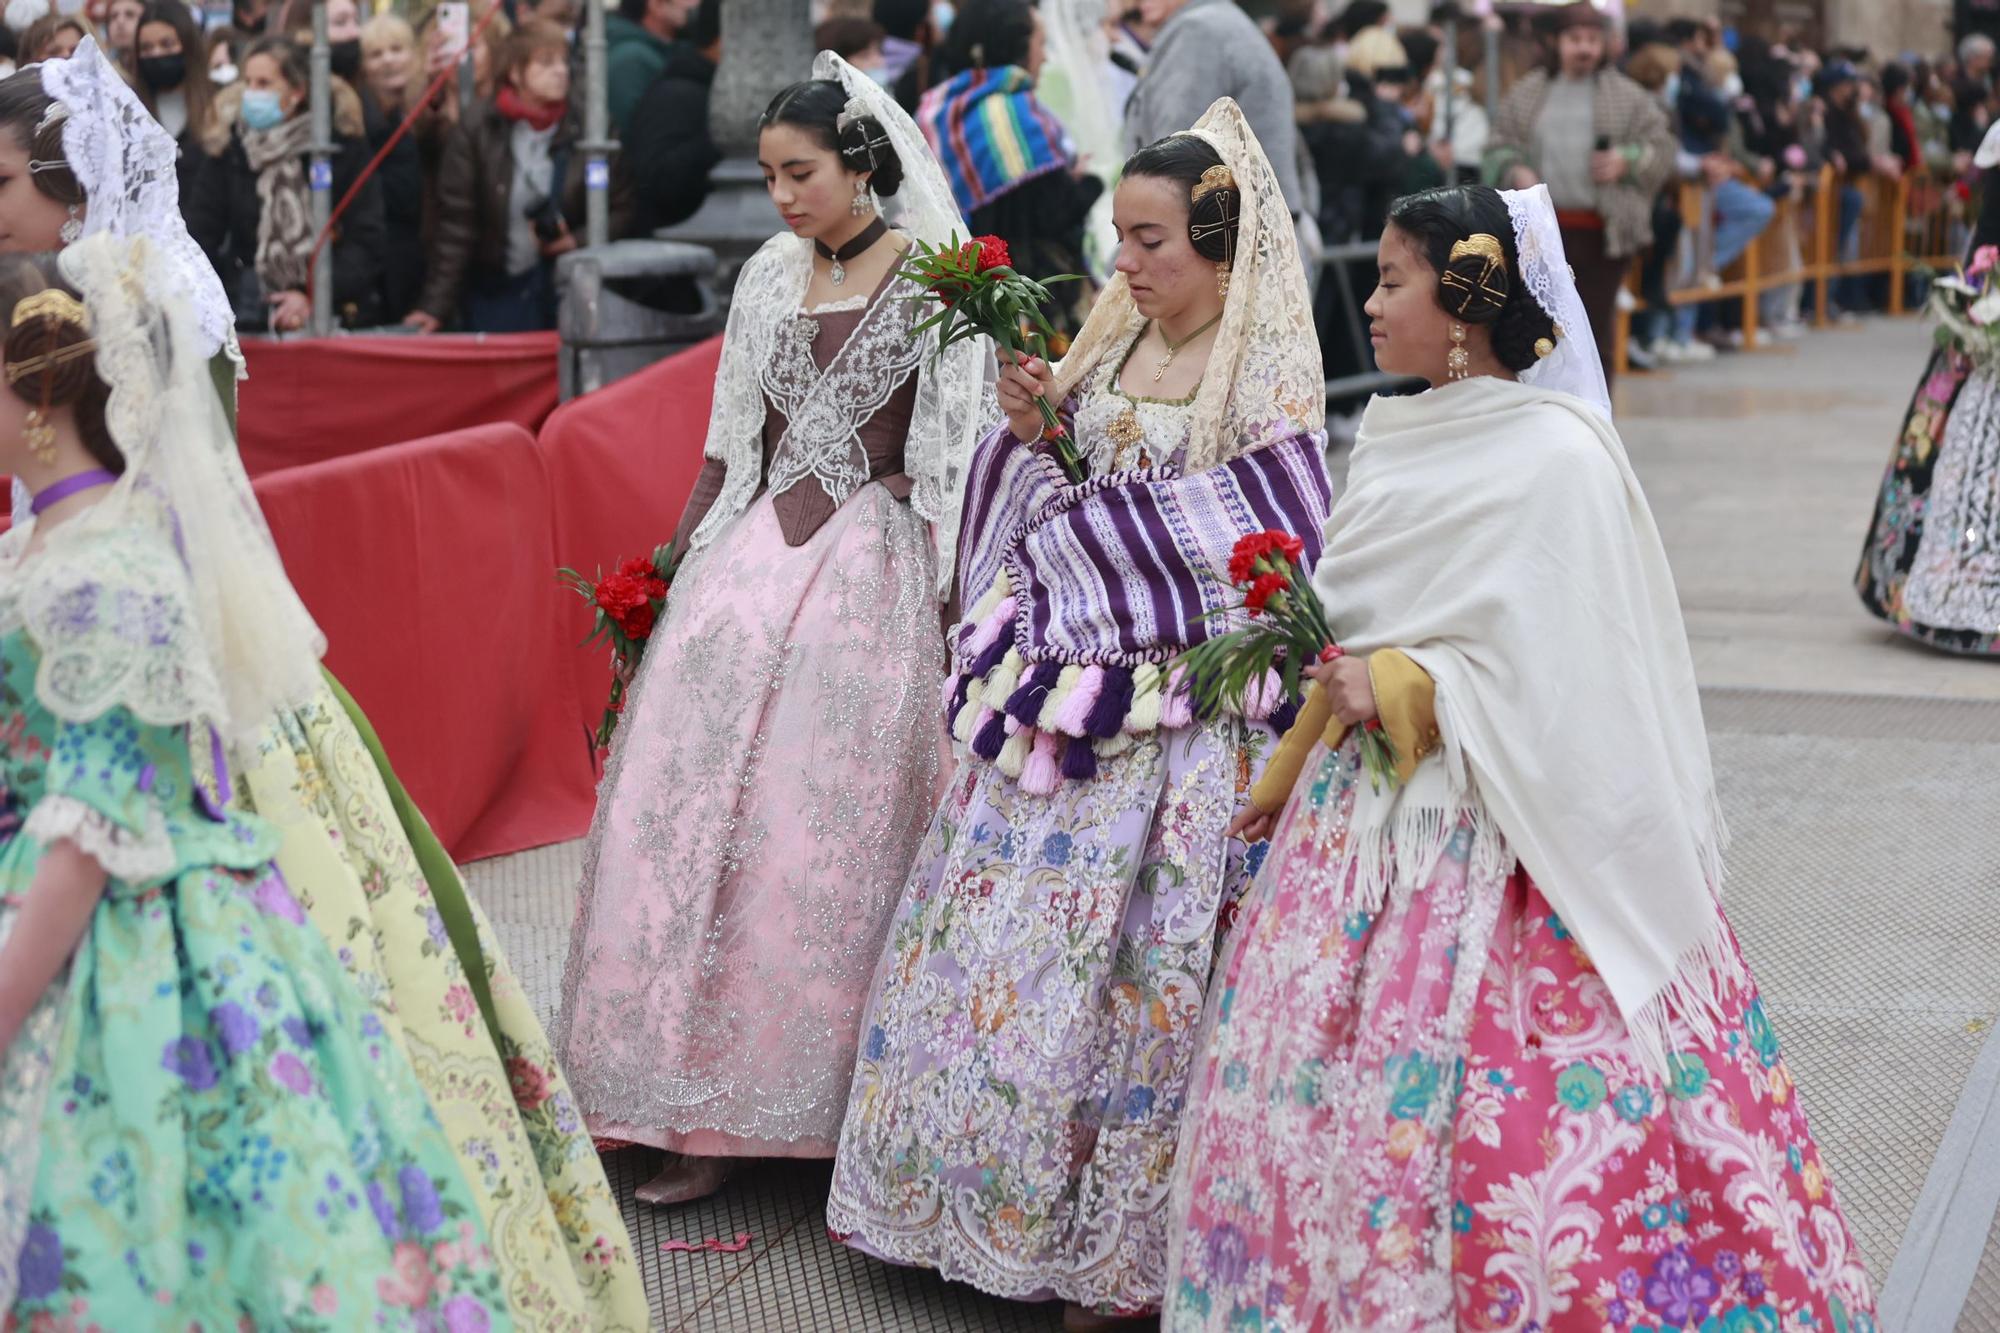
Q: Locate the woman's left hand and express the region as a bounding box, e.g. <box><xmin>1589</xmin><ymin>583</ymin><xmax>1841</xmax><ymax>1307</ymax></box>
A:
<box><xmin>268</xmin><ymin>289</ymin><xmax>311</xmax><ymax>333</ymax></box>
<box><xmin>1306</xmin><ymin>652</ymin><xmax>1378</xmax><ymax>727</ymax></box>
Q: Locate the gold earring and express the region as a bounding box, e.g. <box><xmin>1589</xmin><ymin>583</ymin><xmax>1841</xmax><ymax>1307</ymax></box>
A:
<box><xmin>1533</xmin><ymin>336</ymin><xmax>1555</xmax><ymax>359</ymax></box>
<box><xmin>1446</xmin><ymin>322</ymin><xmax>1469</xmax><ymax>380</ymax></box>
<box><xmin>24</xmin><ymin>407</ymin><xmax>56</xmax><ymax>463</ymax></box>
<box><xmin>1217</xmin><ymin>260</ymin><xmax>1232</xmax><ymax>300</ymax></box>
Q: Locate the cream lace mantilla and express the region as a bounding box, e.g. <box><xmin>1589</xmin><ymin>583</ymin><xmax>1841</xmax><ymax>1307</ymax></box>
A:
<box><xmin>1051</xmin><ymin>98</ymin><xmax>1323</xmax><ymax>473</ymax></box>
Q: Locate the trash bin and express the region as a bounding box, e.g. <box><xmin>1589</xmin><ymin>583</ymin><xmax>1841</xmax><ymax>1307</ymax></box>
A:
<box><xmin>555</xmin><ymin>239</ymin><xmax>725</xmax><ymax>401</ymax></box>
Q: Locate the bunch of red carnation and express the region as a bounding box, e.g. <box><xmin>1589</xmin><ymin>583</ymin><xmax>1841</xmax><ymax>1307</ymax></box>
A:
<box><xmin>1180</xmin><ymin>529</ymin><xmax>1400</xmax><ymax>792</ymax></box>
<box><xmin>559</xmin><ymin>542</ymin><xmax>682</xmax><ymax>751</ymax></box>
<box><xmin>898</xmin><ymin>231</ymin><xmax>1085</xmax><ymax>481</ymax></box>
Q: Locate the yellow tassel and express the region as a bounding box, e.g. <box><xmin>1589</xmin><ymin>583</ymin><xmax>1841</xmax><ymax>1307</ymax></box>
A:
<box><xmin>966</xmin><ymin>570</ymin><xmax>1009</xmax><ymax>626</ymax></box>
<box><xmin>951</xmin><ymin>698</ymin><xmax>979</xmax><ymax>744</ymax></box>
<box><xmin>1125</xmin><ymin>663</ymin><xmax>1164</xmax><ymax>734</ymax></box>
<box><xmin>1037</xmin><ymin>664</ymin><xmax>1084</xmax><ymax>730</ymax></box>
<box><xmin>997</xmin><ymin>726</ymin><xmax>1033</xmax><ymax>778</ymax></box>
<box><xmin>985</xmin><ymin>649</ymin><xmax>1024</xmax><ymax>707</ymax></box>
<box><xmin>1094</xmin><ymin>731</ymin><xmax>1135</xmax><ymax>759</ymax></box>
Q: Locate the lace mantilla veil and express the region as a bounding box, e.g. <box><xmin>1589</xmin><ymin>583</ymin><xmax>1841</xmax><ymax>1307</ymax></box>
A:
<box><xmin>1050</xmin><ymin>97</ymin><xmax>1325</xmax><ymax>474</ymax></box>
<box><xmin>1503</xmin><ymin>183</ymin><xmax>1612</xmax><ymax>420</ymax></box>
<box><xmin>687</xmin><ymin>51</ymin><xmax>994</xmax><ymax>597</ymax></box>
<box><xmin>1</xmin><ymin>234</ymin><xmax>324</xmax><ymax>748</ymax></box>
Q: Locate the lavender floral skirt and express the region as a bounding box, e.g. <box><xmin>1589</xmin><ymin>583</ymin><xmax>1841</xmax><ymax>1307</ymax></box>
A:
<box><xmin>828</xmin><ymin>717</ymin><xmax>1270</xmax><ymax>1315</ymax></box>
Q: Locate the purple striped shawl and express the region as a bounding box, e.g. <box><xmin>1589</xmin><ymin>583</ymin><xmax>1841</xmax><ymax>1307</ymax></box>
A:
<box><xmin>953</xmin><ymin>423</ymin><xmax>1332</xmax><ymax>668</ymax></box>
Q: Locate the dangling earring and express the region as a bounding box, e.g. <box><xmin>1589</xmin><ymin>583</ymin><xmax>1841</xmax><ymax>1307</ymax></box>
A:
<box><xmin>850</xmin><ymin>179</ymin><xmax>871</xmax><ymax>217</ymax></box>
<box><xmin>1446</xmin><ymin>321</ymin><xmax>1469</xmax><ymax>381</ymax></box>
<box><xmin>1216</xmin><ymin>260</ymin><xmax>1232</xmax><ymax>301</ymax></box>
<box><xmin>59</xmin><ymin>204</ymin><xmax>80</xmax><ymax>246</ymax></box>
<box><xmin>23</xmin><ymin>407</ymin><xmax>56</xmax><ymax>463</ymax></box>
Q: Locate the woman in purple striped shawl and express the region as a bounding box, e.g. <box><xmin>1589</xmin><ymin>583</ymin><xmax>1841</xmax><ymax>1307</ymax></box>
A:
<box><xmin>828</xmin><ymin>99</ymin><xmax>1330</xmax><ymax>1330</ymax></box>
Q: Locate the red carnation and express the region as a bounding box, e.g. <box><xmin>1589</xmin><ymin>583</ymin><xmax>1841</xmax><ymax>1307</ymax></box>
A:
<box><xmin>969</xmin><ymin>234</ymin><xmax>1011</xmax><ymax>272</ymax></box>
<box><xmin>1269</xmin><ymin>530</ymin><xmax>1305</xmax><ymax>564</ymax></box>
<box><xmin>1244</xmin><ymin>571</ymin><xmax>1287</xmax><ymax>615</ymax></box>
<box><xmin>614</xmin><ymin>600</ymin><xmax>657</xmax><ymax>641</ymax></box>
<box><xmin>1229</xmin><ymin>531</ymin><xmax>1277</xmax><ymax>584</ymax></box>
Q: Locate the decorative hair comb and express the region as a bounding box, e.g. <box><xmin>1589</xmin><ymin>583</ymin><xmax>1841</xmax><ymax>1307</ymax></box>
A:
<box><xmin>5</xmin><ymin>288</ymin><xmax>94</xmax><ymax>386</ymax></box>
<box><xmin>1440</xmin><ymin>232</ymin><xmax>1509</xmax><ymax>312</ymax></box>
<box><xmin>836</xmin><ymin>96</ymin><xmax>891</xmax><ymax>170</ymax></box>
<box><xmin>1191</xmin><ymin>164</ymin><xmax>1236</xmax><ymax>202</ymax></box>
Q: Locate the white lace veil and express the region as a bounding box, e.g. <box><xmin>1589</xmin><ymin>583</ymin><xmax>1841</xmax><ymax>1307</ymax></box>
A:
<box><xmin>1503</xmin><ymin>183</ymin><xmax>1612</xmax><ymax>421</ymax></box>
<box><xmin>41</xmin><ymin>38</ymin><xmax>241</xmax><ymax>370</ymax></box>
<box><xmin>688</xmin><ymin>52</ymin><xmax>993</xmax><ymax>597</ymax></box>
<box><xmin>1050</xmin><ymin>98</ymin><xmax>1324</xmax><ymax>473</ymax></box>
<box><xmin>6</xmin><ymin>234</ymin><xmax>324</xmax><ymax>748</ymax></box>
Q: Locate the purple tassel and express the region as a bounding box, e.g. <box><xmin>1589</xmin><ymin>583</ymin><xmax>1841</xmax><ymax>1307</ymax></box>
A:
<box><xmin>1268</xmin><ymin>692</ymin><xmax>1301</xmax><ymax>735</ymax></box>
<box><xmin>972</xmin><ymin>707</ymin><xmax>1007</xmax><ymax>760</ymax></box>
<box><xmin>1082</xmin><ymin>666</ymin><xmax>1136</xmax><ymax>739</ymax></box>
<box><xmin>966</xmin><ymin>624</ymin><xmax>1015</xmax><ymax>681</ymax></box>
<box><xmin>1061</xmin><ymin>735</ymin><xmax>1099</xmax><ymax>781</ymax></box>
<box><xmin>1004</xmin><ymin>661</ymin><xmax>1063</xmax><ymax>726</ymax></box>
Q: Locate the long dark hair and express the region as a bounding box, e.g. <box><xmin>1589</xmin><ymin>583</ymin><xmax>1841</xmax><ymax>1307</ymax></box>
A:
<box><xmin>133</xmin><ymin>2</ymin><xmax>217</xmax><ymax>140</ymax></box>
<box><xmin>0</xmin><ymin>68</ymin><xmax>81</xmax><ymax>208</ymax></box>
<box><xmin>1385</xmin><ymin>184</ymin><xmax>1557</xmax><ymax>373</ymax></box>
<box><xmin>938</xmin><ymin>0</ymin><xmax>1034</xmax><ymax>77</ymax></box>
<box><xmin>759</xmin><ymin>79</ymin><xmax>906</xmax><ymax>197</ymax></box>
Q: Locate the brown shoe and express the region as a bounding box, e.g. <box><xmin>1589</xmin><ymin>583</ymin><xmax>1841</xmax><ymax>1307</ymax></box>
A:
<box><xmin>633</xmin><ymin>1154</ymin><xmax>732</xmax><ymax>1207</ymax></box>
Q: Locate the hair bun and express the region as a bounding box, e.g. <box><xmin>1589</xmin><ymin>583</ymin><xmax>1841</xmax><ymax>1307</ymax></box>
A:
<box><xmin>836</xmin><ymin>111</ymin><xmax>904</xmax><ymax>197</ymax></box>
<box><xmin>1438</xmin><ymin>232</ymin><xmax>1511</xmax><ymax>325</ymax></box>
<box><xmin>1187</xmin><ymin>165</ymin><xmax>1240</xmax><ymax>266</ymax></box>
<box><xmin>4</xmin><ymin>289</ymin><xmax>94</xmax><ymax>413</ymax></box>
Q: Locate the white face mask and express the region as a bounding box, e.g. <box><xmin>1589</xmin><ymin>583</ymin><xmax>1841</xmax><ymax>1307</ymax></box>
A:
<box><xmin>1721</xmin><ymin>74</ymin><xmax>1743</xmax><ymax>99</ymax></box>
<box><xmin>212</xmin><ymin>61</ymin><xmax>239</xmax><ymax>86</ymax></box>
<box><xmin>930</xmin><ymin>1</ymin><xmax>953</xmax><ymax>35</ymax></box>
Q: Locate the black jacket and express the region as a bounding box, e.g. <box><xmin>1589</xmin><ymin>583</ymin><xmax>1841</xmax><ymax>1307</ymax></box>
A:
<box><xmin>362</xmin><ymin>83</ymin><xmax>427</xmax><ymax>319</ymax></box>
<box><xmin>623</xmin><ymin>42</ymin><xmax>721</xmax><ymax>235</ymax></box>
<box><xmin>184</xmin><ymin>84</ymin><xmax>387</xmax><ymax>330</ymax></box>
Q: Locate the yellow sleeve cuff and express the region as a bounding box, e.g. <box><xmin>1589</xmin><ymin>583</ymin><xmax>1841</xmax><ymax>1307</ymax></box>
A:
<box><xmin>1249</xmin><ymin>680</ymin><xmax>1334</xmax><ymax>815</ymax></box>
<box><xmin>1368</xmin><ymin>649</ymin><xmax>1441</xmax><ymax>784</ymax></box>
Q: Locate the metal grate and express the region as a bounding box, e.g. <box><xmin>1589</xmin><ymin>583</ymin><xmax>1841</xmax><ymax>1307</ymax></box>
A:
<box><xmin>462</xmin><ymin>684</ymin><xmax>2000</xmax><ymax>1329</ymax></box>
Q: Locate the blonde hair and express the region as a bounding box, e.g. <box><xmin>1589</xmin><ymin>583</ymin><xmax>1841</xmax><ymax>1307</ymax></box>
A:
<box><xmin>1345</xmin><ymin>25</ymin><xmax>1407</xmax><ymax>79</ymax></box>
<box><xmin>362</xmin><ymin>12</ymin><xmax>416</xmax><ymax>54</ymax></box>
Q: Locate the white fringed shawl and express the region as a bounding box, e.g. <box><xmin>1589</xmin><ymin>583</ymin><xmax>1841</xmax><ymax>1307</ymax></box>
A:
<box><xmin>1313</xmin><ymin>375</ymin><xmax>1732</xmax><ymax>1074</ymax></box>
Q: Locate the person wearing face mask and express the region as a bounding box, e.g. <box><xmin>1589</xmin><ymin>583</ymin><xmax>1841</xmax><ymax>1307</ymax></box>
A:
<box><xmin>205</xmin><ymin>25</ymin><xmax>245</xmax><ymax>88</ymax></box>
<box><xmin>128</xmin><ymin>3</ymin><xmax>216</xmax><ymax>204</ymax></box>
<box><xmin>183</xmin><ymin>34</ymin><xmax>385</xmax><ymax>331</ymax></box>
<box><xmin>409</xmin><ymin>20</ymin><xmax>626</xmax><ymax>332</ymax></box>
<box><xmin>622</xmin><ymin>0</ymin><xmax>720</xmax><ymax>234</ymax></box>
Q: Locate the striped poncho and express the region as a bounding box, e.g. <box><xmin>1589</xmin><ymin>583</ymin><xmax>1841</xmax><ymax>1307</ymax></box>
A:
<box><xmin>917</xmin><ymin>66</ymin><xmax>1076</xmax><ymax>215</ymax></box>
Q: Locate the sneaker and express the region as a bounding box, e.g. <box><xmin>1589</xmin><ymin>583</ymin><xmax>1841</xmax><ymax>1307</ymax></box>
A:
<box><xmin>1627</xmin><ymin>340</ymin><xmax>1659</xmax><ymax>370</ymax></box>
<box><xmin>1677</xmin><ymin>339</ymin><xmax>1718</xmax><ymax>362</ymax></box>
<box><xmin>1647</xmin><ymin>338</ymin><xmax>1685</xmax><ymax>364</ymax></box>
<box><xmin>1616</xmin><ymin>286</ymin><xmax>1639</xmax><ymax>312</ymax></box>
<box><xmin>1770</xmin><ymin>319</ymin><xmax>1808</xmax><ymax>339</ymax></box>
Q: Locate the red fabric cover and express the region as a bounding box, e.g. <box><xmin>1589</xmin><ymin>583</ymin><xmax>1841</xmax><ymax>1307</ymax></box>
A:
<box><xmin>252</xmin><ymin>422</ymin><xmax>597</xmax><ymax>861</ymax></box>
<box><xmin>236</xmin><ymin>332</ymin><xmax>561</xmax><ymax>478</ymax></box>
<box><xmin>536</xmin><ymin>336</ymin><xmax>721</xmax><ymax>741</ymax></box>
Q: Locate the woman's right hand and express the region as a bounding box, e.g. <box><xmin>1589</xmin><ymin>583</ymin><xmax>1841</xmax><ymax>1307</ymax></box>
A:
<box><xmin>995</xmin><ymin>350</ymin><xmax>1054</xmax><ymax>444</ymax></box>
<box><xmin>1227</xmin><ymin>804</ymin><xmax>1277</xmax><ymax>844</ymax></box>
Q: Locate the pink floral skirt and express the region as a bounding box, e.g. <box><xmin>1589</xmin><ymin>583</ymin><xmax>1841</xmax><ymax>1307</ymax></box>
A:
<box><xmin>1168</xmin><ymin>741</ymin><xmax>1879</xmax><ymax>1332</ymax></box>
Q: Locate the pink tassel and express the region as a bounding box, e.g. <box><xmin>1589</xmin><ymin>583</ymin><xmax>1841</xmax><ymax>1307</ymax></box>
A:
<box><xmin>941</xmin><ymin>672</ymin><xmax>964</xmax><ymax>712</ymax></box>
<box><xmin>1051</xmin><ymin>664</ymin><xmax>1104</xmax><ymax>736</ymax></box>
<box><xmin>1020</xmin><ymin>729</ymin><xmax>1061</xmax><ymax>795</ymax></box>
<box><xmin>1242</xmin><ymin>669</ymin><xmax>1282</xmax><ymax>721</ymax></box>
<box><xmin>1160</xmin><ymin>664</ymin><xmax>1194</xmax><ymax>730</ymax></box>
<box><xmin>965</xmin><ymin>596</ymin><xmax>1018</xmax><ymax>660</ymax></box>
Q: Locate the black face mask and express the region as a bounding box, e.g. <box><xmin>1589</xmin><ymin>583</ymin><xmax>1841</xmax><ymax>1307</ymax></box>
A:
<box><xmin>138</xmin><ymin>52</ymin><xmax>187</xmax><ymax>90</ymax></box>
<box><xmin>330</xmin><ymin>38</ymin><xmax>361</xmax><ymax>81</ymax></box>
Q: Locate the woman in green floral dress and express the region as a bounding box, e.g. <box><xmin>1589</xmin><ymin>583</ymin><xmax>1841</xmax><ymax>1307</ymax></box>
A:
<box><xmin>0</xmin><ymin>239</ymin><xmax>520</xmax><ymax>1326</ymax></box>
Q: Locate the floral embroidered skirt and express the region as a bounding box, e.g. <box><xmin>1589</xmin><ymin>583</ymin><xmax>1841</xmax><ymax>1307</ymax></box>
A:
<box><xmin>1855</xmin><ymin>345</ymin><xmax>2000</xmax><ymax>655</ymax></box>
<box><xmin>556</xmin><ymin>484</ymin><xmax>946</xmax><ymax>1158</ymax></box>
<box><xmin>3</xmin><ymin>854</ymin><xmax>514</xmax><ymax>1330</ymax></box>
<box><xmin>242</xmin><ymin>680</ymin><xmax>646</xmax><ymax>1330</ymax></box>
<box><xmin>1168</xmin><ymin>742</ymin><xmax>1879</xmax><ymax>1332</ymax></box>
<box><xmin>827</xmin><ymin>715</ymin><xmax>1268</xmax><ymax>1314</ymax></box>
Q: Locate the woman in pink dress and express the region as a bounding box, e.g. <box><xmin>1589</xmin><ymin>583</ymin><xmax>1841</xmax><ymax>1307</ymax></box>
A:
<box><xmin>551</xmin><ymin>53</ymin><xmax>988</xmax><ymax>1206</ymax></box>
<box><xmin>1166</xmin><ymin>183</ymin><xmax>1879</xmax><ymax>1331</ymax></box>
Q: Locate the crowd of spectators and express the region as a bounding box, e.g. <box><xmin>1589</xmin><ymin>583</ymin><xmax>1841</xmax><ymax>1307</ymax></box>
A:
<box><xmin>0</xmin><ymin>0</ymin><xmax>1979</xmax><ymax>351</ymax></box>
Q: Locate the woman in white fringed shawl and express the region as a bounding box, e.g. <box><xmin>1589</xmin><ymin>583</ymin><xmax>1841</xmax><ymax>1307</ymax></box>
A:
<box><xmin>552</xmin><ymin>54</ymin><xmax>989</xmax><ymax>1207</ymax></box>
<box><xmin>1167</xmin><ymin>184</ymin><xmax>1879</xmax><ymax>1332</ymax></box>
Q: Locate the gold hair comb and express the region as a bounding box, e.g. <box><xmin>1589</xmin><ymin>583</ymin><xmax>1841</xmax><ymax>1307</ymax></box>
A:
<box><xmin>5</xmin><ymin>288</ymin><xmax>95</xmax><ymax>385</ymax></box>
<box><xmin>1191</xmin><ymin>164</ymin><xmax>1236</xmax><ymax>202</ymax></box>
<box><xmin>1439</xmin><ymin>232</ymin><xmax>1509</xmax><ymax>312</ymax></box>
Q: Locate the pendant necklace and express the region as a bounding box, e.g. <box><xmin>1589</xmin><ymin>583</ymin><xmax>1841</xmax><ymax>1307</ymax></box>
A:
<box><xmin>815</xmin><ymin>217</ymin><xmax>889</xmax><ymax>287</ymax></box>
<box><xmin>1152</xmin><ymin>312</ymin><xmax>1223</xmax><ymax>382</ymax></box>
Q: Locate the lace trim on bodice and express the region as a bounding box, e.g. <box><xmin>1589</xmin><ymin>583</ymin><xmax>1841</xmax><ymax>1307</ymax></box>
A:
<box><xmin>1073</xmin><ymin>336</ymin><xmax>1198</xmax><ymax>474</ymax></box>
<box><xmin>761</xmin><ymin>274</ymin><xmax>926</xmax><ymax>513</ymax></box>
<box><xmin>22</xmin><ymin>794</ymin><xmax>177</xmax><ymax>882</ymax></box>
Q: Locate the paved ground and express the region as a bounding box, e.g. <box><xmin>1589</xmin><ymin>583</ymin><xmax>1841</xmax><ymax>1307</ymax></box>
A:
<box><xmin>468</xmin><ymin>318</ymin><xmax>2000</xmax><ymax>1331</ymax></box>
